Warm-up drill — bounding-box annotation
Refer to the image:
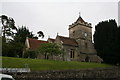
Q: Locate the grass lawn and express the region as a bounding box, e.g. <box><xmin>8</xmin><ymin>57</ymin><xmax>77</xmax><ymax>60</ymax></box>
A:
<box><xmin>1</xmin><ymin>56</ymin><xmax>112</xmax><ymax>71</ymax></box>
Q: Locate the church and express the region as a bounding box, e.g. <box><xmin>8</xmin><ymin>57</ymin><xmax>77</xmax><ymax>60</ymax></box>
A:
<box><xmin>25</xmin><ymin>15</ymin><xmax>103</xmax><ymax>63</ymax></box>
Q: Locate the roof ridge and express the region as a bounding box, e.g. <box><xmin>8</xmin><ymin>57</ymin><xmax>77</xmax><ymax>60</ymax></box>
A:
<box><xmin>58</xmin><ymin>35</ymin><xmax>69</xmax><ymax>38</ymax></box>
<box><xmin>28</xmin><ymin>38</ymin><xmax>47</xmax><ymax>42</ymax></box>
<box><xmin>58</xmin><ymin>35</ymin><xmax>75</xmax><ymax>40</ymax></box>
<box><xmin>76</xmin><ymin>16</ymin><xmax>85</xmax><ymax>23</ymax></box>
<box><xmin>57</xmin><ymin>35</ymin><xmax>78</xmax><ymax>46</ymax></box>
<box><xmin>48</xmin><ymin>38</ymin><xmax>55</xmax><ymax>40</ymax></box>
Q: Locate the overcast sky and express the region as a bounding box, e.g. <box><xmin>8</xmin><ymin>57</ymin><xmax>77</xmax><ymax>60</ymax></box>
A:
<box><xmin>1</xmin><ymin>0</ymin><xmax>119</xmax><ymax>40</ymax></box>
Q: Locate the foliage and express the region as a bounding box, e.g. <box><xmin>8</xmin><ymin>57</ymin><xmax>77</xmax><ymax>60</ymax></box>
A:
<box><xmin>14</xmin><ymin>26</ymin><xmax>38</xmax><ymax>43</ymax></box>
<box><xmin>37</xmin><ymin>43</ymin><xmax>64</xmax><ymax>59</ymax></box>
<box><xmin>37</xmin><ymin>31</ymin><xmax>44</xmax><ymax>38</ymax></box>
<box><xmin>23</xmin><ymin>50</ymin><xmax>37</xmax><ymax>59</ymax></box>
<box><xmin>0</xmin><ymin>36</ymin><xmax>1</xmax><ymax>56</ymax></box>
<box><xmin>1</xmin><ymin>15</ymin><xmax>45</xmax><ymax>58</ymax></box>
<box><xmin>1</xmin><ymin>26</ymin><xmax>34</xmax><ymax>57</ymax></box>
<box><xmin>2</xmin><ymin>57</ymin><xmax>112</xmax><ymax>71</ymax></box>
<box><xmin>0</xmin><ymin>15</ymin><xmax>17</xmax><ymax>41</ymax></box>
<box><xmin>2</xmin><ymin>40</ymin><xmax>24</xmax><ymax>57</ymax></box>
<box><xmin>93</xmin><ymin>19</ymin><xmax>120</xmax><ymax>65</ymax></box>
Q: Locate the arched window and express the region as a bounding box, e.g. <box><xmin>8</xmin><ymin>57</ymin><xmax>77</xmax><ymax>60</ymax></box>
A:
<box><xmin>85</xmin><ymin>43</ymin><xmax>88</xmax><ymax>48</ymax></box>
<box><xmin>73</xmin><ymin>31</ymin><xmax>75</xmax><ymax>36</ymax></box>
<box><xmin>70</xmin><ymin>49</ymin><xmax>75</xmax><ymax>58</ymax></box>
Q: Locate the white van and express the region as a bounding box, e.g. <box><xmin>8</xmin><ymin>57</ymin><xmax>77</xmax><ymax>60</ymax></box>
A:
<box><xmin>0</xmin><ymin>74</ymin><xmax>15</xmax><ymax>80</ymax></box>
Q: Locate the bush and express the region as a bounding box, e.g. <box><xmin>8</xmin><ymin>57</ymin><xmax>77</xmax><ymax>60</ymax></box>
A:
<box><xmin>23</xmin><ymin>50</ymin><xmax>37</xmax><ymax>59</ymax></box>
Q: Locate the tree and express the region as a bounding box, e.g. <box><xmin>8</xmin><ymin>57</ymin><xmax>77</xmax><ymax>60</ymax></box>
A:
<box><xmin>0</xmin><ymin>36</ymin><xmax>1</xmax><ymax>56</ymax></box>
<box><xmin>14</xmin><ymin>26</ymin><xmax>44</xmax><ymax>43</ymax></box>
<box><xmin>37</xmin><ymin>43</ymin><xmax>64</xmax><ymax>59</ymax></box>
<box><xmin>116</xmin><ymin>26</ymin><xmax>120</xmax><ymax>64</ymax></box>
<box><xmin>0</xmin><ymin>15</ymin><xmax>17</xmax><ymax>42</ymax></box>
<box><xmin>14</xmin><ymin>26</ymin><xmax>37</xmax><ymax>43</ymax></box>
<box><xmin>0</xmin><ymin>15</ymin><xmax>18</xmax><ymax>57</ymax></box>
<box><xmin>12</xmin><ymin>26</ymin><xmax>39</xmax><ymax>57</ymax></box>
<box><xmin>2</xmin><ymin>38</ymin><xmax>24</xmax><ymax>57</ymax></box>
<box><xmin>37</xmin><ymin>31</ymin><xmax>44</xmax><ymax>38</ymax></box>
<box><xmin>1</xmin><ymin>15</ymin><xmax>45</xmax><ymax>58</ymax></box>
<box><xmin>93</xmin><ymin>19</ymin><xmax>120</xmax><ymax>65</ymax></box>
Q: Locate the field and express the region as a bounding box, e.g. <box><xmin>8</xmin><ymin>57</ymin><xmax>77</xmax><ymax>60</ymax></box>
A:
<box><xmin>1</xmin><ymin>57</ymin><xmax>112</xmax><ymax>71</ymax></box>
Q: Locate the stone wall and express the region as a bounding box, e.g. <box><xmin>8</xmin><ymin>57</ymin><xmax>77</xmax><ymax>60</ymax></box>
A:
<box><xmin>69</xmin><ymin>24</ymin><xmax>92</xmax><ymax>41</ymax></box>
<box><xmin>4</xmin><ymin>67</ymin><xmax>120</xmax><ymax>80</ymax></box>
<box><xmin>62</xmin><ymin>45</ymin><xmax>79</xmax><ymax>61</ymax></box>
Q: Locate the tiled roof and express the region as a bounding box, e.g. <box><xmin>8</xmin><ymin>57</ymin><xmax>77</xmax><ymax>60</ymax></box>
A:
<box><xmin>28</xmin><ymin>38</ymin><xmax>48</xmax><ymax>50</ymax></box>
<box><xmin>57</xmin><ymin>36</ymin><xmax>78</xmax><ymax>46</ymax></box>
<box><xmin>47</xmin><ymin>38</ymin><xmax>55</xmax><ymax>43</ymax></box>
<box><xmin>76</xmin><ymin>16</ymin><xmax>85</xmax><ymax>23</ymax></box>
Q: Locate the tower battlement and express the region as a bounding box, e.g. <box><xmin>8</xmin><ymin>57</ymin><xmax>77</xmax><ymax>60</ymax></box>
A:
<box><xmin>69</xmin><ymin>21</ymin><xmax>92</xmax><ymax>30</ymax></box>
<box><xmin>69</xmin><ymin>16</ymin><xmax>92</xmax><ymax>30</ymax></box>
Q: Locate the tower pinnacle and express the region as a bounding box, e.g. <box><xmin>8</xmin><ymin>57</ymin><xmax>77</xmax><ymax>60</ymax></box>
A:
<box><xmin>79</xmin><ymin>12</ymin><xmax>81</xmax><ymax>17</ymax></box>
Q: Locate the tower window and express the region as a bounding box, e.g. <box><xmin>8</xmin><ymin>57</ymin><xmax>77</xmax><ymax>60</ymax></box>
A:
<box><xmin>70</xmin><ymin>49</ymin><xmax>75</xmax><ymax>58</ymax></box>
<box><xmin>73</xmin><ymin>31</ymin><xmax>75</xmax><ymax>36</ymax></box>
<box><xmin>85</xmin><ymin>43</ymin><xmax>88</xmax><ymax>48</ymax></box>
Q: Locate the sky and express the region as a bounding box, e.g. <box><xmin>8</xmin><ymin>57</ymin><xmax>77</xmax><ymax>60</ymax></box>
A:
<box><xmin>1</xmin><ymin>0</ymin><xmax>119</xmax><ymax>41</ymax></box>
<box><xmin>119</xmin><ymin>1</ymin><xmax>120</xmax><ymax>25</ymax></box>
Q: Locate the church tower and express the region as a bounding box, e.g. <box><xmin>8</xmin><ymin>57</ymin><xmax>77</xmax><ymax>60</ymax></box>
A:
<box><xmin>68</xmin><ymin>15</ymin><xmax>96</xmax><ymax>54</ymax></box>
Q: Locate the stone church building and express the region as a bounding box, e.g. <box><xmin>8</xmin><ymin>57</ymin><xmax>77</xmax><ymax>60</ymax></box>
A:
<box><xmin>25</xmin><ymin>16</ymin><xmax>103</xmax><ymax>63</ymax></box>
